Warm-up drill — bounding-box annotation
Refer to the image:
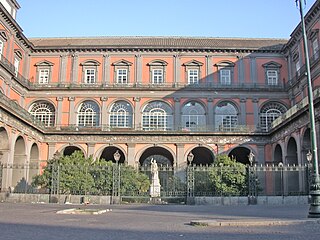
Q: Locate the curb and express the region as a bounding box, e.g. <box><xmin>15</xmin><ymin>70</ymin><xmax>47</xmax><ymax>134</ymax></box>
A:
<box><xmin>190</xmin><ymin>219</ymin><xmax>320</xmax><ymax>227</ymax></box>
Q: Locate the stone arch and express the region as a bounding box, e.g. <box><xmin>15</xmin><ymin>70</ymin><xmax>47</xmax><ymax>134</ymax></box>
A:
<box><xmin>138</xmin><ymin>146</ymin><xmax>175</xmax><ymax>167</ymax></box>
<box><xmin>76</xmin><ymin>99</ymin><xmax>101</xmax><ymax>127</ymax></box>
<box><xmin>12</xmin><ymin>136</ymin><xmax>27</xmax><ymax>191</ymax></box>
<box><xmin>0</xmin><ymin>127</ymin><xmax>9</xmax><ymax>163</ymax></box>
<box><xmin>301</xmin><ymin>128</ymin><xmax>311</xmax><ymax>164</ymax></box>
<box><xmin>28</xmin><ymin>143</ymin><xmax>40</xmax><ymax>183</ymax></box>
<box><xmin>62</xmin><ymin>145</ymin><xmax>86</xmax><ymax>157</ymax></box>
<box><xmin>228</xmin><ymin>146</ymin><xmax>252</xmax><ymax>165</ymax></box>
<box><xmin>186</xmin><ymin>146</ymin><xmax>214</xmax><ymax>165</ymax></box>
<box><xmin>286</xmin><ymin>137</ymin><xmax>298</xmax><ymax>165</ymax></box>
<box><xmin>108</xmin><ymin>100</ymin><xmax>134</xmax><ymax>128</ymax></box>
<box><xmin>214</xmin><ymin>100</ymin><xmax>239</xmax><ymax>131</ymax></box>
<box><xmin>274</xmin><ymin>144</ymin><xmax>283</xmax><ymax>164</ymax></box>
<box><xmin>181</xmin><ymin>100</ymin><xmax>207</xmax><ymax>131</ymax></box>
<box><xmin>98</xmin><ymin>146</ymin><xmax>126</xmax><ymax>164</ymax></box>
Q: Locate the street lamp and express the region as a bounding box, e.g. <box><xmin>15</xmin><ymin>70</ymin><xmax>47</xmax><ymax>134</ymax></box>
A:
<box><xmin>296</xmin><ymin>0</ymin><xmax>320</xmax><ymax>218</ymax></box>
<box><xmin>113</xmin><ymin>150</ymin><xmax>121</xmax><ymax>163</ymax></box>
<box><xmin>248</xmin><ymin>151</ymin><xmax>255</xmax><ymax>166</ymax></box>
<box><xmin>187</xmin><ymin>152</ymin><xmax>194</xmax><ymax>165</ymax></box>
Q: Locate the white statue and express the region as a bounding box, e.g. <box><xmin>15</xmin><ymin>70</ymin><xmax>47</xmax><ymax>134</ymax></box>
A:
<box><xmin>150</xmin><ymin>158</ymin><xmax>161</xmax><ymax>198</ymax></box>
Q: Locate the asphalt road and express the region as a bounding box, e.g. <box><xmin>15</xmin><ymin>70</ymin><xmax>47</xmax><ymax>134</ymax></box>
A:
<box><xmin>0</xmin><ymin>203</ymin><xmax>319</xmax><ymax>240</ymax></box>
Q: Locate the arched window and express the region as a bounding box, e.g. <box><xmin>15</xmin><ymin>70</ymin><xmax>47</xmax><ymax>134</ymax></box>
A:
<box><xmin>260</xmin><ymin>102</ymin><xmax>286</xmax><ymax>132</ymax></box>
<box><xmin>215</xmin><ymin>101</ymin><xmax>238</xmax><ymax>131</ymax></box>
<box><xmin>109</xmin><ymin>101</ymin><xmax>133</xmax><ymax>128</ymax></box>
<box><xmin>77</xmin><ymin>100</ymin><xmax>100</xmax><ymax>127</ymax></box>
<box><xmin>29</xmin><ymin>101</ymin><xmax>55</xmax><ymax>127</ymax></box>
<box><xmin>142</xmin><ymin>101</ymin><xmax>173</xmax><ymax>131</ymax></box>
<box><xmin>181</xmin><ymin>101</ymin><xmax>206</xmax><ymax>131</ymax></box>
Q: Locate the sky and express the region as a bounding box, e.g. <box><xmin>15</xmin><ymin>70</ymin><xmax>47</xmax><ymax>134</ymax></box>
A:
<box><xmin>16</xmin><ymin>0</ymin><xmax>316</xmax><ymax>39</ymax></box>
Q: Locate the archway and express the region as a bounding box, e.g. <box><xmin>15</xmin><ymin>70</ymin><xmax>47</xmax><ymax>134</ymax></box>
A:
<box><xmin>188</xmin><ymin>147</ymin><xmax>214</xmax><ymax>165</ymax></box>
<box><xmin>0</xmin><ymin>127</ymin><xmax>9</xmax><ymax>164</ymax></box>
<box><xmin>302</xmin><ymin>129</ymin><xmax>311</xmax><ymax>164</ymax></box>
<box><xmin>139</xmin><ymin>147</ymin><xmax>174</xmax><ymax>167</ymax></box>
<box><xmin>286</xmin><ymin>137</ymin><xmax>298</xmax><ymax>165</ymax></box>
<box><xmin>228</xmin><ymin>147</ymin><xmax>251</xmax><ymax>165</ymax></box>
<box><xmin>12</xmin><ymin>136</ymin><xmax>26</xmax><ymax>192</ymax></box>
<box><xmin>274</xmin><ymin>144</ymin><xmax>283</xmax><ymax>164</ymax></box>
<box><xmin>99</xmin><ymin>146</ymin><xmax>125</xmax><ymax>164</ymax></box>
<box><xmin>63</xmin><ymin>146</ymin><xmax>84</xmax><ymax>156</ymax></box>
<box><xmin>29</xmin><ymin>143</ymin><xmax>40</xmax><ymax>184</ymax></box>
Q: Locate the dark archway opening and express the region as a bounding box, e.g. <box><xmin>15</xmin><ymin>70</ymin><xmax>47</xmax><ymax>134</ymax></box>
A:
<box><xmin>274</xmin><ymin>144</ymin><xmax>282</xmax><ymax>164</ymax></box>
<box><xmin>139</xmin><ymin>147</ymin><xmax>174</xmax><ymax>166</ymax></box>
<box><xmin>228</xmin><ymin>147</ymin><xmax>251</xmax><ymax>165</ymax></box>
<box><xmin>63</xmin><ymin>146</ymin><xmax>83</xmax><ymax>156</ymax></box>
<box><xmin>287</xmin><ymin>137</ymin><xmax>298</xmax><ymax>165</ymax></box>
<box><xmin>99</xmin><ymin>146</ymin><xmax>125</xmax><ymax>164</ymax></box>
<box><xmin>189</xmin><ymin>147</ymin><xmax>214</xmax><ymax>165</ymax></box>
<box><xmin>302</xmin><ymin>128</ymin><xmax>311</xmax><ymax>164</ymax></box>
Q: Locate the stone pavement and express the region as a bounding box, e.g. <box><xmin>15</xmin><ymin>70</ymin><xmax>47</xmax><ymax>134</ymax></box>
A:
<box><xmin>0</xmin><ymin>203</ymin><xmax>319</xmax><ymax>240</ymax></box>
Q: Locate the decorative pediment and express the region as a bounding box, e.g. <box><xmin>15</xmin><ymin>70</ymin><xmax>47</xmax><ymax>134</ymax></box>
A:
<box><xmin>80</xmin><ymin>59</ymin><xmax>100</xmax><ymax>66</ymax></box>
<box><xmin>112</xmin><ymin>59</ymin><xmax>132</xmax><ymax>66</ymax></box>
<box><xmin>14</xmin><ymin>49</ymin><xmax>22</xmax><ymax>59</ymax></box>
<box><xmin>34</xmin><ymin>60</ymin><xmax>54</xmax><ymax>67</ymax></box>
<box><xmin>215</xmin><ymin>60</ymin><xmax>235</xmax><ymax>67</ymax></box>
<box><xmin>0</xmin><ymin>31</ymin><xmax>8</xmax><ymax>41</ymax></box>
<box><xmin>308</xmin><ymin>29</ymin><xmax>319</xmax><ymax>40</ymax></box>
<box><xmin>147</xmin><ymin>59</ymin><xmax>168</xmax><ymax>66</ymax></box>
<box><xmin>183</xmin><ymin>59</ymin><xmax>203</xmax><ymax>66</ymax></box>
<box><xmin>262</xmin><ymin>61</ymin><xmax>282</xmax><ymax>68</ymax></box>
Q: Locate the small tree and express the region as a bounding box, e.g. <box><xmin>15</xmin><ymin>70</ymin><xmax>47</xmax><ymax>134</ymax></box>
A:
<box><xmin>209</xmin><ymin>155</ymin><xmax>247</xmax><ymax>196</ymax></box>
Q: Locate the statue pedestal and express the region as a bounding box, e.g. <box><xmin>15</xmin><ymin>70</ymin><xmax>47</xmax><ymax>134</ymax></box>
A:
<box><xmin>150</xmin><ymin>176</ymin><xmax>161</xmax><ymax>198</ymax></box>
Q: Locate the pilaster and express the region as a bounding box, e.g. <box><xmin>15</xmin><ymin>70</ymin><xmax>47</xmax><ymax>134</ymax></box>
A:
<box><xmin>127</xmin><ymin>143</ymin><xmax>136</xmax><ymax>167</ymax></box>
<box><xmin>56</xmin><ymin>97</ymin><xmax>63</xmax><ymax>129</ymax></box>
<box><xmin>174</xmin><ymin>54</ymin><xmax>181</xmax><ymax>85</ymax></box>
<box><xmin>174</xmin><ymin>97</ymin><xmax>181</xmax><ymax>130</ymax></box>
<box><xmin>87</xmin><ymin>143</ymin><xmax>95</xmax><ymax>158</ymax></box>
<box><xmin>240</xmin><ymin>98</ymin><xmax>247</xmax><ymax>125</ymax></box>
<box><xmin>206</xmin><ymin>55</ymin><xmax>213</xmax><ymax>83</ymax></box>
<box><xmin>101</xmin><ymin>97</ymin><xmax>108</xmax><ymax>129</ymax></box>
<box><xmin>134</xmin><ymin>97</ymin><xmax>141</xmax><ymax>130</ymax></box>
<box><xmin>59</xmin><ymin>54</ymin><xmax>67</xmax><ymax>83</ymax></box>
<box><xmin>207</xmin><ymin>97</ymin><xmax>214</xmax><ymax>129</ymax></box>
<box><xmin>71</xmin><ymin>53</ymin><xmax>79</xmax><ymax>83</ymax></box>
<box><xmin>252</xmin><ymin>98</ymin><xmax>259</xmax><ymax>129</ymax></box>
<box><xmin>102</xmin><ymin>54</ymin><xmax>110</xmax><ymax>85</ymax></box>
<box><xmin>68</xmin><ymin>97</ymin><xmax>76</xmax><ymax>125</ymax></box>
<box><xmin>135</xmin><ymin>54</ymin><xmax>142</xmax><ymax>84</ymax></box>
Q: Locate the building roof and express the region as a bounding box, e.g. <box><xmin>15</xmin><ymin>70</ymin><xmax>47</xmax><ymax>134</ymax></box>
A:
<box><xmin>29</xmin><ymin>37</ymin><xmax>288</xmax><ymax>51</ymax></box>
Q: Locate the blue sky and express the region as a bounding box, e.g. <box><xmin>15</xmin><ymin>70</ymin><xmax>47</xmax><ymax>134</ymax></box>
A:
<box><xmin>16</xmin><ymin>0</ymin><xmax>316</xmax><ymax>39</ymax></box>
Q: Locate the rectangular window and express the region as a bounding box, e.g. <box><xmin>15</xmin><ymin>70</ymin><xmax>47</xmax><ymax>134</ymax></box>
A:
<box><xmin>0</xmin><ymin>40</ymin><xmax>3</xmax><ymax>57</ymax></box>
<box><xmin>39</xmin><ymin>69</ymin><xmax>49</xmax><ymax>84</ymax></box>
<box><xmin>14</xmin><ymin>58</ymin><xmax>19</xmax><ymax>77</ymax></box>
<box><xmin>85</xmin><ymin>68</ymin><xmax>96</xmax><ymax>84</ymax></box>
<box><xmin>295</xmin><ymin>61</ymin><xmax>300</xmax><ymax>73</ymax></box>
<box><xmin>152</xmin><ymin>69</ymin><xmax>163</xmax><ymax>84</ymax></box>
<box><xmin>220</xmin><ymin>69</ymin><xmax>231</xmax><ymax>85</ymax></box>
<box><xmin>312</xmin><ymin>38</ymin><xmax>319</xmax><ymax>59</ymax></box>
<box><xmin>188</xmin><ymin>69</ymin><xmax>198</xmax><ymax>84</ymax></box>
<box><xmin>267</xmin><ymin>70</ymin><xmax>278</xmax><ymax>85</ymax></box>
<box><xmin>117</xmin><ymin>69</ymin><xmax>128</xmax><ymax>84</ymax></box>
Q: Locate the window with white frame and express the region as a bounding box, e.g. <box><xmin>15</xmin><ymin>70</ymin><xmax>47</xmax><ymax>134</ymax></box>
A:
<box><xmin>85</xmin><ymin>68</ymin><xmax>96</xmax><ymax>84</ymax></box>
<box><xmin>181</xmin><ymin>101</ymin><xmax>206</xmax><ymax>131</ymax></box>
<box><xmin>215</xmin><ymin>101</ymin><xmax>238</xmax><ymax>131</ymax></box>
<box><xmin>267</xmin><ymin>70</ymin><xmax>278</xmax><ymax>85</ymax></box>
<box><xmin>29</xmin><ymin>101</ymin><xmax>55</xmax><ymax>127</ymax></box>
<box><xmin>152</xmin><ymin>69</ymin><xmax>163</xmax><ymax>84</ymax></box>
<box><xmin>117</xmin><ymin>69</ymin><xmax>128</xmax><ymax>84</ymax></box>
<box><xmin>188</xmin><ymin>69</ymin><xmax>199</xmax><ymax>84</ymax></box>
<box><xmin>14</xmin><ymin>58</ymin><xmax>19</xmax><ymax>76</ymax></box>
<box><xmin>312</xmin><ymin>38</ymin><xmax>319</xmax><ymax>59</ymax></box>
<box><xmin>142</xmin><ymin>101</ymin><xmax>173</xmax><ymax>131</ymax></box>
<box><xmin>77</xmin><ymin>100</ymin><xmax>100</xmax><ymax>127</ymax></box>
<box><xmin>39</xmin><ymin>69</ymin><xmax>49</xmax><ymax>84</ymax></box>
<box><xmin>220</xmin><ymin>69</ymin><xmax>231</xmax><ymax>85</ymax></box>
<box><xmin>0</xmin><ymin>39</ymin><xmax>3</xmax><ymax>57</ymax></box>
<box><xmin>260</xmin><ymin>102</ymin><xmax>287</xmax><ymax>132</ymax></box>
<box><xmin>109</xmin><ymin>101</ymin><xmax>133</xmax><ymax>128</ymax></box>
<box><xmin>263</xmin><ymin>61</ymin><xmax>281</xmax><ymax>86</ymax></box>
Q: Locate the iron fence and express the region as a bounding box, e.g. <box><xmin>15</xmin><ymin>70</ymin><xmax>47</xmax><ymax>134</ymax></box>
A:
<box><xmin>0</xmin><ymin>162</ymin><xmax>311</xmax><ymax>204</ymax></box>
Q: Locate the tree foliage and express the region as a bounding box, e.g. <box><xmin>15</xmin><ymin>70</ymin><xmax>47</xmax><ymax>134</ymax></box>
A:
<box><xmin>32</xmin><ymin>151</ymin><xmax>150</xmax><ymax>195</ymax></box>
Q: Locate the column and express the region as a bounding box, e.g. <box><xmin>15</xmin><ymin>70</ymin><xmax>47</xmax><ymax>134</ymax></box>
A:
<box><xmin>240</xmin><ymin>98</ymin><xmax>247</xmax><ymax>125</ymax></box>
<box><xmin>252</xmin><ymin>98</ymin><xmax>259</xmax><ymax>130</ymax></box>
<box><xmin>134</xmin><ymin>97</ymin><xmax>141</xmax><ymax>130</ymax></box>
<box><xmin>127</xmin><ymin>143</ymin><xmax>136</xmax><ymax>167</ymax></box>
<box><xmin>102</xmin><ymin>54</ymin><xmax>110</xmax><ymax>85</ymax></box>
<box><xmin>71</xmin><ymin>53</ymin><xmax>79</xmax><ymax>83</ymax></box>
<box><xmin>68</xmin><ymin>97</ymin><xmax>76</xmax><ymax>125</ymax></box>
<box><xmin>250</xmin><ymin>57</ymin><xmax>257</xmax><ymax>84</ymax></box>
<box><xmin>176</xmin><ymin>143</ymin><xmax>185</xmax><ymax>169</ymax></box>
<box><xmin>59</xmin><ymin>54</ymin><xmax>67</xmax><ymax>83</ymax></box>
<box><xmin>56</xmin><ymin>97</ymin><xmax>63</xmax><ymax>129</ymax></box>
<box><xmin>87</xmin><ymin>143</ymin><xmax>95</xmax><ymax>158</ymax></box>
<box><xmin>22</xmin><ymin>52</ymin><xmax>30</xmax><ymax>78</ymax></box>
<box><xmin>206</xmin><ymin>55</ymin><xmax>213</xmax><ymax>84</ymax></box>
<box><xmin>101</xmin><ymin>97</ymin><xmax>108</xmax><ymax>130</ymax></box>
<box><xmin>47</xmin><ymin>143</ymin><xmax>56</xmax><ymax>161</ymax></box>
<box><xmin>135</xmin><ymin>54</ymin><xmax>142</xmax><ymax>85</ymax></box>
<box><xmin>174</xmin><ymin>54</ymin><xmax>181</xmax><ymax>86</ymax></box>
<box><xmin>238</xmin><ymin>57</ymin><xmax>244</xmax><ymax>84</ymax></box>
<box><xmin>174</xmin><ymin>97</ymin><xmax>181</xmax><ymax>130</ymax></box>
<box><xmin>207</xmin><ymin>97</ymin><xmax>214</xmax><ymax>130</ymax></box>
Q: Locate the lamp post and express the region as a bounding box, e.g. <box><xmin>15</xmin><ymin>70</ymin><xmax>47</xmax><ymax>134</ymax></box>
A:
<box><xmin>187</xmin><ymin>152</ymin><xmax>194</xmax><ymax>165</ymax></box>
<box><xmin>248</xmin><ymin>151</ymin><xmax>257</xmax><ymax>204</ymax></box>
<box><xmin>112</xmin><ymin>150</ymin><xmax>121</xmax><ymax>203</ymax></box>
<box><xmin>296</xmin><ymin>0</ymin><xmax>320</xmax><ymax>218</ymax></box>
<box><xmin>187</xmin><ymin>151</ymin><xmax>195</xmax><ymax>204</ymax></box>
<box><xmin>306</xmin><ymin>150</ymin><xmax>312</xmax><ymax>194</ymax></box>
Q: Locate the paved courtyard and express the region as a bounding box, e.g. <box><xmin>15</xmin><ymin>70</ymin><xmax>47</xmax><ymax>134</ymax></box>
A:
<box><xmin>0</xmin><ymin>203</ymin><xmax>319</xmax><ymax>240</ymax></box>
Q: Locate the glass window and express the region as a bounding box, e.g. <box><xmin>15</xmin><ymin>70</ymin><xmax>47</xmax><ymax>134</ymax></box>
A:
<box><xmin>77</xmin><ymin>101</ymin><xmax>100</xmax><ymax>127</ymax></box>
<box><xmin>312</xmin><ymin>38</ymin><xmax>319</xmax><ymax>59</ymax></box>
<box><xmin>117</xmin><ymin>69</ymin><xmax>128</xmax><ymax>84</ymax></box>
<box><xmin>181</xmin><ymin>101</ymin><xmax>206</xmax><ymax>131</ymax></box>
<box><xmin>215</xmin><ymin>101</ymin><xmax>238</xmax><ymax>131</ymax></box>
<box><xmin>142</xmin><ymin>101</ymin><xmax>173</xmax><ymax>131</ymax></box>
<box><xmin>188</xmin><ymin>69</ymin><xmax>199</xmax><ymax>84</ymax></box>
<box><xmin>267</xmin><ymin>70</ymin><xmax>278</xmax><ymax>85</ymax></box>
<box><xmin>85</xmin><ymin>68</ymin><xmax>96</xmax><ymax>84</ymax></box>
<box><xmin>29</xmin><ymin>101</ymin><xmax>55</xmax><ymax>127</ymax></box>
<box><xmin>260</xmin><ymin>102</ymin><xmax>287</xmax><ymax>132</ymax></box>
<box><xmin>109</xmin><ymin>101</ymin><xmax>133</xmax><ymax>128</ymax></box>
<box><xmin>152</xmin><ymin>69</ymin><xmax>163</xmax><ymax>84</ymax></box>
<box><xmin>220</xmin><ymin>69</ymin><xmax>231</xmax><ymax>85</ymax></box>
<box><xmin>0</xmin><ymin>39</ymin><xmax>3</xmax><ymax>57</ymax></box>
<box><xmin>14</xmin><ymin>58</ymin><xmax>19</xmax><ymax>76</ymax></box>
<box><xmin>39</xmin><ymin>69</ymin><xmax>49</xmax><ymax>84</ymax></box>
